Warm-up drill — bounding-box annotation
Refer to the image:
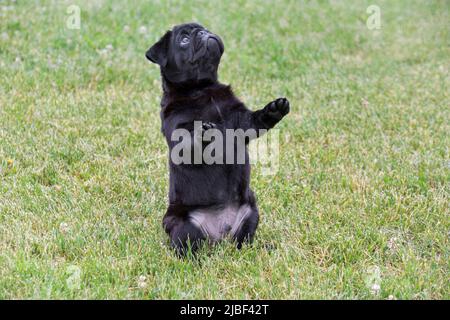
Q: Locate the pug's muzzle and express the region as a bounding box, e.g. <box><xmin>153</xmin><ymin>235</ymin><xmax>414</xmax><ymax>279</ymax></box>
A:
<box><xmin>191</xmin><ymin>30</ymin><xmax>224</xmax><ymax>63</ymax></box>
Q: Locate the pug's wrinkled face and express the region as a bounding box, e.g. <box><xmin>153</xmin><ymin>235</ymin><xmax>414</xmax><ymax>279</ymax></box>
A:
<box><xmin>146</xmin><ymin>23</ymin><xmax>224</xmax><ymax>84</ymax></box>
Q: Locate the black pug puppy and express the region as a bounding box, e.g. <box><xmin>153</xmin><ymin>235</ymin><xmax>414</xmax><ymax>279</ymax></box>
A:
<box><xmin>146</xmin><ymin>23</ymin><xmax>289</xmax><ymax>255</ymax></box>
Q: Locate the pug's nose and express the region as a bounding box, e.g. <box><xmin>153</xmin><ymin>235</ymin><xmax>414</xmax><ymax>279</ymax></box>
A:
<box><xmin>198</xmin><ymin>30</ymin><xmax>209</xmax><ymax>40</ymax></box>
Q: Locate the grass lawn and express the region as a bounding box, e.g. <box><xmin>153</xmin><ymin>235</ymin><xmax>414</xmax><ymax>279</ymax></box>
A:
<box><xmin>0</xmin><ymin>0</ymin><xmax>448</xmax><ymax>299</ymax></box>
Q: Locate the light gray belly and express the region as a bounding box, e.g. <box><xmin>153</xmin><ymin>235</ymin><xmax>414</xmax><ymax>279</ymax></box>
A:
<box><xmin>189</xmin><ymin>204</ymin><xmax>251</xmax><ymax>242</ymax></box>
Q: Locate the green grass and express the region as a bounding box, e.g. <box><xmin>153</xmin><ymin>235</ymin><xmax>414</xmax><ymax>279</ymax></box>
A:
<box><xmin>0</xmin><ymin>0</ymin><xmax>449</xmax><ymax>299</ymax></box>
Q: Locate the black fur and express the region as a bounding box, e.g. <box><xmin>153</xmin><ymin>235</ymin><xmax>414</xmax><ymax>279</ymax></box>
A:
<box><xmin>146</xmin><ymin>23</ymin><xmax>289</xmax><ymax>255</ymax></box>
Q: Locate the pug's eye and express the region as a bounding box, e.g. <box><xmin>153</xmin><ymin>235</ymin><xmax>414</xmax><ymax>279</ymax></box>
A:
<box><xmin>180</xmin><ymin>37</ymin><xmax>190</xmax><ymax>45</ymax></box>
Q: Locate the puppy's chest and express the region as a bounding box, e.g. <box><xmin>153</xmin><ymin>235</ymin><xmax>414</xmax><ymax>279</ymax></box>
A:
<box><xmin>166</xmin><ymin>97</ymin><xmax>231</xmax><ymax>126</ymax></box>
<box><xmin>190</xmin><ymin>101</ymin><xmax>225</xmax><ymax>124</ymax></box>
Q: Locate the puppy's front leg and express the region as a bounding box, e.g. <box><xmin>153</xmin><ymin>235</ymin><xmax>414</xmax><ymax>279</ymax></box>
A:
<box><xmin>239</xmin><ymin>98</ymin><xmax>290</xmax><ymax>134</ymax></box>
<box><xmin>255</xmin><ymin>97</ymin><xmax>290</xmax><ymax>129</ymax></box>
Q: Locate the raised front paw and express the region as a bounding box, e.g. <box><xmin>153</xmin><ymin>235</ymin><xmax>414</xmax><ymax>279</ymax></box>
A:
<box><xmin>265</xmin><ymin>97</ymin><xmax>290</xmax><ymax>120</ymax></box>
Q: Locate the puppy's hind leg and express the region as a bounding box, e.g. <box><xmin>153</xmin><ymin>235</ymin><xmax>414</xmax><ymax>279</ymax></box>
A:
<box><xmin>231</xmin><ymin>205</ymin><xmax>259</xmax><ymax>249</ymax></box>
<box><xmin>165</xmin><ymin>216</ymin><xmax>206</xmax><ymax>257</ymax></box>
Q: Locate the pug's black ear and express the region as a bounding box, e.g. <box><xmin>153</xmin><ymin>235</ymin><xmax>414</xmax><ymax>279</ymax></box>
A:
<box><xmin>146</xmin><ymin>31</ymin><xmax>172</xmax><ymax>66</ymax></box>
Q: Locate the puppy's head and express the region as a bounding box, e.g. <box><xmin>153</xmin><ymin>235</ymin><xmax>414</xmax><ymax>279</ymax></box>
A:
<box><xmin>146</xmin><ymin>23</ymin><xmax>224</xmax><ymax>84</ymax></box>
